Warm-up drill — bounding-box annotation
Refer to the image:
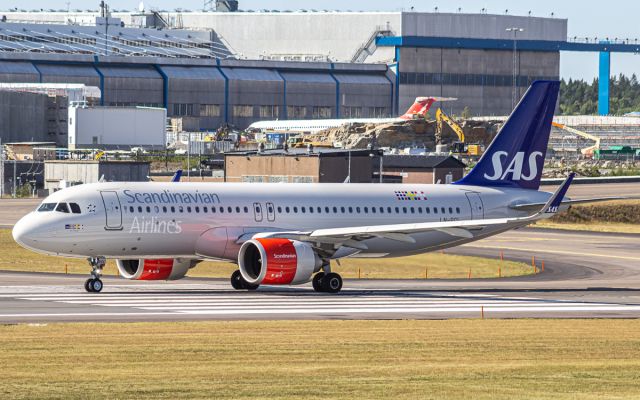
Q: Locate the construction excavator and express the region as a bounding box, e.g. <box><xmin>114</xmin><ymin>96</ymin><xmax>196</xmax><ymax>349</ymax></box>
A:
<box><xmin>551</xmin><ymin>122</ymin><xmax>600</xmax><ymax>158</ymax></box>
<box><xmin>435</xmin><ymin>108</ymin><xmax>483</xmax><ymax>156</ymax></box>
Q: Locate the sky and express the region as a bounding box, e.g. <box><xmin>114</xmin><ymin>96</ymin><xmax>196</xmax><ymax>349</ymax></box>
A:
<box><xmin>7</xmin><ymin>0</ymin><xmax>640</xmax><ymax>81</ymax></box>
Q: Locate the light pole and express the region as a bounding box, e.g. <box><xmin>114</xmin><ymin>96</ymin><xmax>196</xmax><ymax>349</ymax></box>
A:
<box><xmin>506</xmin><ymin>27</ymin><xmax>524</xmax><ymax>110</ymax></box>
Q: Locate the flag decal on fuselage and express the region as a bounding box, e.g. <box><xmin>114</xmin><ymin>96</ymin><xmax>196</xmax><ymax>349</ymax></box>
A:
<box><xmin>394</xmin><ymin>191</ymin><xmax>428</xmax><ymax>201</ymax></box>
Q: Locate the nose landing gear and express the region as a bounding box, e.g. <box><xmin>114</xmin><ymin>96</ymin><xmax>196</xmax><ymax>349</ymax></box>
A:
<box><xmin>85</xmin><ymin>257</ymin><xmax>106</xmax><ymax>293</ymax></box>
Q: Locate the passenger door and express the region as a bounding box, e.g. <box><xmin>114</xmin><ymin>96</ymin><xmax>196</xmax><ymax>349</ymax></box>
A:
<box><xmin>100</xmin><ymin>191</ymin><xmax>123</xmax><ymax>230</ymax></box>
<box><xmin>465</xmin><ymin>192</ymin><xmax>484</xmax><ymax>220</ymax></box>
<box><xmin>253</xmin><ymin>202</ymin><xmax>263</xmax><ymax>222</ymax></box>
<box><xmin>266</xmin><ymin>202</ymin><xmax>276</xmax><ymax>222</ymax></box>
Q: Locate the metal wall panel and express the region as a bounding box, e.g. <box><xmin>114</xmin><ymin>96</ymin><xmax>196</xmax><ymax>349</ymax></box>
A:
<box><xmin>279</xmin><ymin>72</ymin><xmax>336</xmax><ymax>115</ymax></box>
<box><xmin>35</xmin><ymin>64</ymin><xmax>100</xmax><ymax>86</ymax></box>
<box><xmin>0</xmin><ymin>61</ymin><xmax>39</xmax><ymax>83</ymax></box>
<box><xmin>97</xmin><ymin>66</ymin><xmax>163</xmax><ymax>106</ymax></box>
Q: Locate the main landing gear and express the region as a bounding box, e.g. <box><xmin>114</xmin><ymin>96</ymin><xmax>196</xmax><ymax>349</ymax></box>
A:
<box><xmin>85</xmin><ymin>256</ymin><xmax>105</xmax><ymax>293</ymax></box>
<box><xmin>230</xmin><ymin>270</ymin><xmax>259</xmax><ymax>291</ymax></box>
<box><xmin>312</xmin><ymin>269</ymin><xmax>343</xmax><ymax>294</ymax></box>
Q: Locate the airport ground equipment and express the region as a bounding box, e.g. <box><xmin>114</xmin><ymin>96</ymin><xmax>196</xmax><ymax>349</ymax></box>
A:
<box><xmin>552</xmin><ymin>122</ymin><xmax>601</xmax><ymax>157</ymax></box>
<box><xmin>436</xmin><ymin>108</ymin><xmax>483</xmax><ymax>155</ymax></box>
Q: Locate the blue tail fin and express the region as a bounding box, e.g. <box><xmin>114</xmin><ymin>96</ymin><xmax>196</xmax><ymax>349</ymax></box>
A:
<box><xmin>455</xmin><ymin>80</ymin><xmax>559</xmax><ymax>190</ymax></box>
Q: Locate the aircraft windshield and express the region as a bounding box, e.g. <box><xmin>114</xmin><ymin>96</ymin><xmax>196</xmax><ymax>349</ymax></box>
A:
<box><xmin>37</xmin><ymin>203</ymin><xmax>56</xmax><ymax>212</ymax></box>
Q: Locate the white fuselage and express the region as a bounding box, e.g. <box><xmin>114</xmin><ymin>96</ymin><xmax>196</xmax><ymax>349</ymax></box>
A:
<box><xmin>13</xmin><ymin>182</ymin><xmax>554</xmax><ymax>261</ymax></box>
<box><xmin>248</xmin><ymin>117</ymin><xmax>405</xmax><ymax>133</ymax></box>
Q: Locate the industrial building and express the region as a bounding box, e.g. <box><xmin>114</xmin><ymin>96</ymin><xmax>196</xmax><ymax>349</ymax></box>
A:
<box><xmin>44</xmin><ymin>160</ymin><xmax>150</xmax><ymax>192</ymax></box>
<box><xmin>0</xmin><ymin>7</ymin><xmax>568</xmax><ymax>134</ymax></box>
<box><xmin>381</xmin><ymin>155</ymin><xmax>466</xmax><ymax>184</ymax></box>
<box><xmin>3</xmin><ymin>4</ymin><xmax>638</xmax><ymax>140</ymax></box>
<box><xmin>224</xmin><ymin>149</ymin><xmax>379</xmax><ymax>183</ymax></box>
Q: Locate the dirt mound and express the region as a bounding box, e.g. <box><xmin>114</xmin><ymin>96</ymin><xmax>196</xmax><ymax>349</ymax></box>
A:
<box><xmin>307</xmin><ymin>118</ymin><xmax>500</xmax><ymax>150</ymax></box>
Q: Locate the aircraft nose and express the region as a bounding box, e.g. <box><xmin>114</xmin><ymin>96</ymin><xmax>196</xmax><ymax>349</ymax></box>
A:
<box><xmin>12</xmin><ymin>213</ymin><xmax>36</xmax><ymax>248</ymax></box>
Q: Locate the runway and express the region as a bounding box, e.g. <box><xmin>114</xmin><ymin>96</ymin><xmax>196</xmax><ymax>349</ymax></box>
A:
<box><xmin>1</xmin><ymin>187</ymin><xmax>639</xmax><ymax>323</ymax></box>
<box><xmin>1</xmin><ymin>227</ymin><xmax>639</xmax><ymax>323</ymax></box>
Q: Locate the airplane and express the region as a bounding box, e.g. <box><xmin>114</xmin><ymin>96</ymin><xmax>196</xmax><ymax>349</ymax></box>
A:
<box><xmin>247</xmin><ymin>96</ymin><xmax>453</xmax><ymax>133</ymax></box>
<box><xmin>12</xmin><ymin>81</ymin><xmax>615</xmax><ymax>294</ymax></box>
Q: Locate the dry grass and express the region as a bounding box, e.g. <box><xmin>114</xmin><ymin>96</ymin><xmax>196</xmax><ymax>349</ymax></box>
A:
<box><xmin>1</xmin><ymin>319</ymin><xmax>640</xmax><ymax>399</ymax></box>
<box><xmin>0</xmin><ymin>229</ymin><xmax>530</xmax><ymax>279</ymax></box>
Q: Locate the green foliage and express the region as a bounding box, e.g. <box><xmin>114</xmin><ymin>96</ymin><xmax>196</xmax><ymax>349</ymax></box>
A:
<box><xmin>559</xmin><ymin>74</ymin><xmax>640</xmax><ymax>115</ymax></box>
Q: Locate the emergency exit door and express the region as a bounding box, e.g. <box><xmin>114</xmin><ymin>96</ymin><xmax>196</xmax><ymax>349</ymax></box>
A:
<box><xmin>465</xmin><ymin>192</ymin><xmax>484</xmax><ymax>220</ymax></box>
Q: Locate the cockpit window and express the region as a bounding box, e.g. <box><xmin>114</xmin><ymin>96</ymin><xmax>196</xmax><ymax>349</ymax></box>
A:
<box><xmin>37</xmin><ymin>203</ymin><xmax>56</xmax><ymax>212</ymax></box>
<box><xmin>69</xmin><ymin>203</ymin><xmax>81</xmax><ymax>214</ymax></box>
<box><xmin>55</xmin><ymin>203</ymin><xmax>70</xmax><ymax>213</ymax></box>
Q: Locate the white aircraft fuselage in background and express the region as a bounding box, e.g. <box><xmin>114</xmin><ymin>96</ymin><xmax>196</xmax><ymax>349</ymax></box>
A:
<box><xmin>14</xmin><ymin>81</ymin><xmax>596</xmax><ymax>293</ymax></box>
<box><xmin>247</xmin><ymin>96</ymin><xmax>448</xmax><ymax>133</ymax></box>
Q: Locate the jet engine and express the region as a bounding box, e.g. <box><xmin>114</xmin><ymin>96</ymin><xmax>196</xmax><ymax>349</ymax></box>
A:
<box><xmin>238</xmin><ymin>238</ymin><xmax>322</xmax><ymax>286</ymax></box>
<box><xmin>116</xmin><ymin>258</ymin><xmax>196</xmax><ymax>280</ymax></box>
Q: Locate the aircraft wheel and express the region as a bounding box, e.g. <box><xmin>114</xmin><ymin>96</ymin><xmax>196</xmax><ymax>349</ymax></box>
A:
<box><xmin>230</xmin><ymin>270</ymin><xmax>245</xmax><ymax>290</ymax></box>
<box><xmin>322</xmin><ymin>273</ymin><xmax>343</xmax><ymax>294</ymax></box>
<box><xmin>312</xmin><ymin>272</ymin><xmax>325</xmax><ymax>292</ymax></box>
<box><xmin>91</xmin><ymin>279</ymin><xmax>103</xmax><ymax>293</ymax></box>
<box><xmin>84</xmin><ymin>278</ymin><xmax>93</xmax><ymax>293</ymax></box>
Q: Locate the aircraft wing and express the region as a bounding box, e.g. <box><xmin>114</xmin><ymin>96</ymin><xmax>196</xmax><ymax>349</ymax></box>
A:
<box><xmin>250</xmin><ymin>174</ymin><xmax>576</xmax><ymax>250</ymax></box>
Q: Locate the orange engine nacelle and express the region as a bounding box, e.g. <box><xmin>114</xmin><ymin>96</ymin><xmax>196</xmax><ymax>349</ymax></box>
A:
<box><xmin>116</xmin><ymin>258</ymin><xmax>196</xmax><ymax>281</ymax></box>
<box><xmin>238</xmin><ymin>238</ymin><xmax>322</xmax><ymax>286</ymax></box>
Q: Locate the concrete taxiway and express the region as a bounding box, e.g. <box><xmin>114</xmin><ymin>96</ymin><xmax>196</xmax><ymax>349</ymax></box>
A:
<box><xmin>0</xmin><ymin>228</ymin><xmax>638</xmax><ymax>323</ymax></box>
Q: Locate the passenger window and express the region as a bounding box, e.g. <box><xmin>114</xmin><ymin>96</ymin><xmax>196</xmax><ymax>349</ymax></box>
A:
<box><xmin>228</xmin><ymin>206</ymin><xmax>233</xmax><ymax>213</ymax></box>
<box><xmin>171</xmin><ymin>206</ymin><xmax>176</xmax><ymax>213</ymax></box>
<box><xmin>244</xmin><ymin>206</ymin><xmax>249</xmax><ymax>213</ymax></box>
<box><xmin>138</xmin><ymin>206</ymin><xmax>143</xmax><ymax>213</ymax></box>
<box><xmin>371</xmin><ymin>207</ymin><xmax>376</xmax><ymax>214</ymax></box>
<box><xmin>277</xmin><ymin>206</ymin><xmax>282</xmax><ymax>213</ymax></box>
<box><xmin>317</xmin><ymin>206</ymin><xmax>322</xmax><ymax>213</ymax></box>
<box><xmin>395</xmin><ymin>207</ymin><xmax>399</xmax><ymax>213</ymax></box>
<box><xmin>237</xmin><ymin>206</ymin><xmax>242</xmax><ymax>213</ymax></box>
<box><xmin>441</xmin><ymin>207</ymin><xmax>446</xmax><ymax>213</ymax></box>
<box><xmin>402</xmin><ymin>207</ymin><xmax>407</xmax><ymax>214</ymax></box>
<box><xmin>364</xmin><ymin>207</ymin><xmax>368</xmax><ymax>213</ymax></box>
<box><xmin>340</xmin><ymin>207</ymin><xmax>345</xmax><ymax>213</ymax></box>
<box><xmin>449</xmin><ymin>207</ymin><xmax>453</xmax><ymax>214</ymax></box>
<box><xmin>456</xmin><ymin>207</ymin><xmax>461</xmax><ymax>214</ymax></box>
<box><xmin>37</xmin><ymin>203</ymin><xmax>57</xmax><ymax>212</ymax></box>
<box><xmin>387</xmin><ymin>207</ymin><xmax>392</xmax><ymax>213</ymax></box>
<box><xmin>301</xmin><ymin>207</ymin><xmax>306</xmax><ymax>213</ymax></box>
<box><xmin>333</xmin><ymin>207</ymin><xmax>338</xmax><ymax>213</ymax></box>
<box><xmin>356</xmin><ymin>207</ymin><xmax>360</xmax><ymax>213</ymax></box>
<box><xmin>286</xmin><ymin>206</ymin><xmax>290</xmax><ymax>213</ymax></box>
<box><xmin>154</xmin><ymin>206</ymin><xmax>160</xmax><ymax>213</ymax></box>
<box><xmin>379</xmin><ymin>207</ymin><xmax>384</xmax><ymax>214</ymax></box>
<box><xmin>69</xmin><ymin>203</ymin><xmax>81</xmax><ymax>214</ymax></box>
<box><xmin>418</xmin><ymin>207</ymin><xmax>422</xmax><ymax>214</ymax></box>
<box><xmin>163</xmin><ymin>206</ymin><xmax>168</xmax><ymax>213</ymax></box>
<box><xmin>56</xmin><ymin>203</ymin><xmax>70</xmax><ymax>213</ymax></box>
<box><xmin>219</xmin><ymin>206</ymin><xmax>224</xmax><ymax>213</ymax></box>
<box><xmin>348</xmin><ymin>207</ymin><xmax>353</xmax><ymax>213</ymax></box>
<box><xmin>426</xmin><ymin>207</ymin><xmax>430</xmax><ymax>214</ymax></box>
<box><xmin>195</xmin><ymin>206</ymin><xmax>200</xmax><ymax>213</ymax></box>
<box><xmin>309</xmin><ymin>207</ymin><xmax>313</xmax><ymax>214</ymax></box>
<box><xmin>434</xmin><ymin>207</ymin><xmax>438</xmax><ymax>214</ymax></box>
<box><xmin>129</xmin><ymin>206</ymin><xmax>134</xmax><ymax>213</ymax></box>
<box><xmin>210</xmin><ymin>207</ymin><xmax>215</xmax><ymax>213</ymax></box>
<box><xmin>203</xmin><ymin>207</ymin><xmax>207</xmax><ymax>213</ymax></box>
<box><xmin>179</xmin><ymin>206</ymin><xmax>184</xmax><ymax>213</ymax></box>
<box><xmin>177</xmin><ymin>206</ymin><xmax>182</xmax><ymax>213</ymax></box>
<box><xmin>410</xmin><ymin>207</ymin><xmax>415</xmax><ymax>214</ymax></box>
<box><xmin>293</xmin><ymin>207</ymin><xmax>298</xmax><ymax>213</ymax></box>
<box><xmin>325</xmin><ymin>207</ymin><xmax>330</xmax><ymax>213</ymax></box>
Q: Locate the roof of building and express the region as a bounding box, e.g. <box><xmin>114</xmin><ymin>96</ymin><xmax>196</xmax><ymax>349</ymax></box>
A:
<box><xmin>383</xmin><ymin>155</ymin><xmax>466</xmax><ymax>169</ymax></box>
<box><xmin>225</xmin><ymin>148</ymin><xmax>382</xmax><ymax>157</ymax></box>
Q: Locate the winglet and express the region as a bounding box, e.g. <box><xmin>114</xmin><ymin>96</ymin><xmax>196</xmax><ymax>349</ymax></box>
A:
<box><xmin>540</xmin><ymin>172</ymin><xmax>575</xmax><ymax>215</ymax></box>
<box><xmin>171</xmin><ymin>169</ymin><xmax>183</xmax><ymax>183</ymax></box>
